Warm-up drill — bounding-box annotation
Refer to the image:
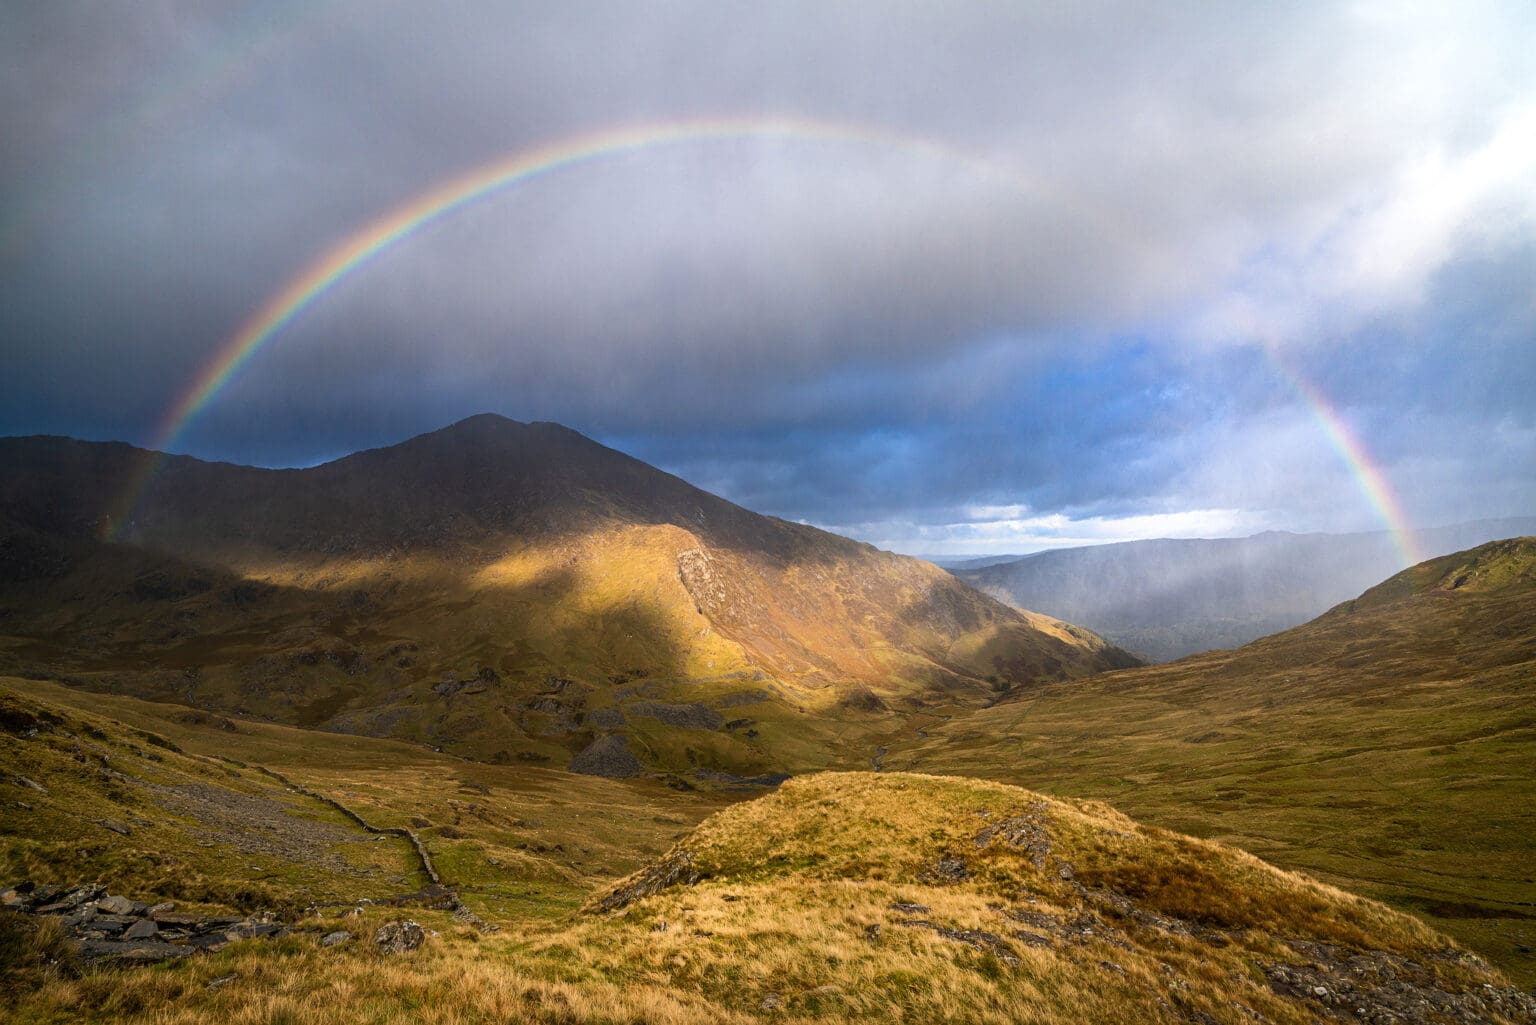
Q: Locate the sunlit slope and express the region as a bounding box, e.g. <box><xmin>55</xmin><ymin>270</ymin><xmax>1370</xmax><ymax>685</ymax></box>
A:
<box><xmin>895</xmin><ymin>538</ymin><xmax>1536</xmax><ymax>985</ymax></box>
<box><xmin>556</xmin><ymin>772</ymin><xmax>1530</xmax><ymax>1023</ymax></box>
<box><xmin>0</xmin><ymin>417</ymin><xmax>1133</xmax><ymax>776</ymax></box>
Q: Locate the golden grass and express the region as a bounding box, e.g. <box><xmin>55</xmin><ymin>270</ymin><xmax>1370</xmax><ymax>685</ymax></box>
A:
<box><xmin>3</xmin><ymin>768</ymin><xmax>1525</xmax><ymax>1024</ymax></box>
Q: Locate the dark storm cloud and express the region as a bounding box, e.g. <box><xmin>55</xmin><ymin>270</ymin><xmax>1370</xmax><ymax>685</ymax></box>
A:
<box><xmin>2</xmin><ymin>1</ymin><xmax>1534</xmax><ymax>554</ymax></box>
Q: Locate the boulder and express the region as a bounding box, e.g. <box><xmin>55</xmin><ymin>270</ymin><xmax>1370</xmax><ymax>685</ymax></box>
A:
<box><xmin>96</xmin><ymin>894</ymin><xmax>135</xmax><ymax>915</ymax></box>
<box><xmin>321</xmin><ymin>930</ymin><xmax>351</xmax><ymax>947</ymax></box>
<box><xmin>374</xmin><ymin>920</ymin><xmax>425</xmax><ymax>954</ymax></box>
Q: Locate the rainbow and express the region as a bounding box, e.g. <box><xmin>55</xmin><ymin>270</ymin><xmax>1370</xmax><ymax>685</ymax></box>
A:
<box><xmin>1264</xmin><ymin>348</ymin><xmax>1425</xmax><ymax>569</ymax></box>
<box><xmin>101</xmin><ymin>115</ymin><xmax>1426</xmax><ymax>568</ymax></box>
<box><xmin>100</xmin><ymin>114</ymin><xmax>1076</xmax><ymax>539</ymax></box>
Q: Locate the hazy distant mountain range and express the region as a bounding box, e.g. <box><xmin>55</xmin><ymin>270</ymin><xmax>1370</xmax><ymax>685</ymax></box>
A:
<box><xmin>953</xmin><ymin>518</ymin><xmax>1536</xmax><ymax>661</ymax></box>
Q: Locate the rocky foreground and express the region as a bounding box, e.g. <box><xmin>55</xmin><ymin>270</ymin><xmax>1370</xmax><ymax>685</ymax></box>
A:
<box><xmin>1</xmin><ymin>880</ymin><xmax>429</xmax><ymax>964</ymax></box>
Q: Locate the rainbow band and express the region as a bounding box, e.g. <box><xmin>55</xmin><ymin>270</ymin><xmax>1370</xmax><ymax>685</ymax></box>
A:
<box><xmin>103</xmin><ymin>114</ymin><xmax>1425</xmax><ymax>569</ymax></box>
<box><xmin>1264</xmin><ymin>349</ymin><xmax>1425</xmax><ymax>569</ymax></box>
<box><xmin>101</xmin><ymin>114</ymin><xmax>1072</xmax><ymax>539</ymax></box>
<box><xmin>147</xmin><ymin>115</ymin><xmax>1072</xmax><ymax>457</ymax></box>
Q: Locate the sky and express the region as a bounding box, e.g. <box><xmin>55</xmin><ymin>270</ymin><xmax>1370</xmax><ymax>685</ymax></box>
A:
<box><xmin>2</xmin><ymin>2</ymin><xmax>1534</xmax><ymax>558</ymax></box>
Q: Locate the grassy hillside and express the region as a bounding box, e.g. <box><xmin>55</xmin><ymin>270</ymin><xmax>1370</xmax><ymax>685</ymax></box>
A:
<box><xmin>0</xmin><ymin>420</ymin><xmax>1134</xmax><ymax>778</ymax></box>
<box><xmin>1</xmin><ymin>678</ymin><xmax>733</xmax><ymax>925</ymax></box>
<box><xmin>5</xmin><ymin>763</ymin><xmax>1529</xmax><ymax>1023</ymax></box>
<box><xmin>897</xmin><ymin>538</ymin><xmax>1536</xmax><ymax>986</ymax></box>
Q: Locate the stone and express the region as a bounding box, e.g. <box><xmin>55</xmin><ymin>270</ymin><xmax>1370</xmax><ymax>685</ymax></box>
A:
<box><xmin>146</xmin><ymin>901</ymin><xmax>175</xmax><ymax>916</ymax></box>
<box><xmin>321</xmin><ymin>930</ymin><xmax>352</xmax><ymax>947</ymax></box>
<box><xmin>14</xmin><ymin>775</ymin><xmax>47</xmax><ymax>793</ymax></box>
<box><xmin>231</xmin><ymin>921</ymin><xmax>285</xmax><ymax>939</ymax></box>
<box><xmin>761</xmin><ymin>993</ymin><xmax>782</xmax><ymax>1011</ymax></box>
<box><xmin>95</xmin><ymin>818</ymin><xmax>132</xmax><ymax>836</ymax></box>
<box><xmin>569</xmin><ymin>734</ymin><xmax>644</xmax><ymax>778</ymax></box>
<box><xmin>122</xmin><ymin>918</ymin><xmax>158</xmax><ymax>940</ymax></box>
<box><xmin>62</xmin><ymin>905</ymin><xmax>98</xmax><ymax>927</ymax></box>
<box><xmin>79</xmin><ymin>938</ymin><xmax>194</xmax><ymax>962</ymax></box>
<box><xmin>374</xmin><ymin>920</ymin><xmax>425</xmax><ymax>954</ymax></box>
<box><xmin>922</xmin><ymin>858</ymin><xmax>969</xmax><ymax>883</ymax></box>
<box><xmin>97</xmin><ymin>894</ymin><xmax>135</xmax><ymax>915</ymax></box>
<box><xmin>206</xmin><ymin>973</ymin><xmax>239</xmax><ymax>990</ymax></box>
<box><xmin>63</xmin><ymin>883</ymin><xmax>106</xmax><ymax>907</ymax></box>
<box><xmin>90</xmin><ymin>914</ymin><xmax>138</xmax><ymax>934</ymax></box>
<box><xmin>186</xmin><ymin>932</ymin><xmax>232</xmax><ymax>951</ymax></box>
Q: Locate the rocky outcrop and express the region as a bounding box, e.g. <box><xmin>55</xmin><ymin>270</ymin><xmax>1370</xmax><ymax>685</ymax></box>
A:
<box><xmin>593</xmin><ymin>849</ymin><xmax>700</xmax><ymax>913</ymax></box>
<box><xmin>569</xmin><ymin>734</ymin><xmax>643</xmax><ymax>778</ymax></box>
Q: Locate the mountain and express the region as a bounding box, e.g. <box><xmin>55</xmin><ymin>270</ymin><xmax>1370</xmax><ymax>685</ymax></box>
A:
<box><xmin>898</xmin><ymin>537</ymin><xmax>1536</xmax><ymax>985</ymax></box>
<box><xmin>955</xmin><ymin>518</ymin><xmax>1536</xmax><ymax>661</ymax></box>
<box><xmin>0</xmin><ymin>416</ymin><xmax>1134</xmax><ymax>780</ymax></box>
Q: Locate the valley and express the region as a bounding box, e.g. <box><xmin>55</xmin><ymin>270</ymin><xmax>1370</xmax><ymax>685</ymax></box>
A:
<box><xmin>1</xmin><ymin>421</ymin><xmax>1532</xmax><ymax>1022</ymax></box>
<box><xmin>899</xmin><ymin>538</ymin><xmax>1536</xmax><ymax>986</ymax></box>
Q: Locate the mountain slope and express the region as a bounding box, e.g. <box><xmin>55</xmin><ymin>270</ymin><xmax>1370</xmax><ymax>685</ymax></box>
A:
<box><xmin>0</xmin><ymin>417</ymin><xmax>1134</xmax><ymax>778</ymax></box>
<box><xmin>899</xmin><ymin>537</ymin><xmax>1536</xmax><ymax>985</ymax></box>
<box><xmin>957</xmin><ymin>519</ymin><xmax>1536</xmax><ymax>660</ymax></box>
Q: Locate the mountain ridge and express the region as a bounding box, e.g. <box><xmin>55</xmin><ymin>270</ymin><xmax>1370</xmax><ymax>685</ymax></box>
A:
<box><xmin>0</xmin><ymin>417</ymin><xmax>1135</xmax><ymax>780</ymax></box>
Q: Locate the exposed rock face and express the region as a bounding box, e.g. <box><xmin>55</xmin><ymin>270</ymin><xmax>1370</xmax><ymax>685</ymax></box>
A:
<box><xmin>627</xmin><ymin>701</ymin><xmax>723</xmax><ymax>731</ymax></box>
<box><xmin>569</xmin><ymin>734</ymin><xmax>643</xmax><ymax>778</ymax></box>
<box><xmin>582</xmin><ymin>707</ymin><xmax>625</xmax><ymax>729</ymax></box>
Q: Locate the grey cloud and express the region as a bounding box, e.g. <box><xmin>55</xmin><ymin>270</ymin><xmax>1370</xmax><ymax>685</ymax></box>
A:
<box><xmin>2</xmin><ymin>2</ymin><xmax>1533</xmax><ymax>548</ymax></box>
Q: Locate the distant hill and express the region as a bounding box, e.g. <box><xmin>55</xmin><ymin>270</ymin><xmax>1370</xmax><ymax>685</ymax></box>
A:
<box><xmin>0</xmin><ymin>416</ymin><xmax>1134</xmax><ymax>779</ymax></box>
<box><xmin>955</xmin><ymin>518</ymin><xmax>1536</xmax><ymax>660</ymax></box>
<box><xmin>900</xmin><ymin>537</ymin><xmax>1536</xmax><ymax>985</ymax></box>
